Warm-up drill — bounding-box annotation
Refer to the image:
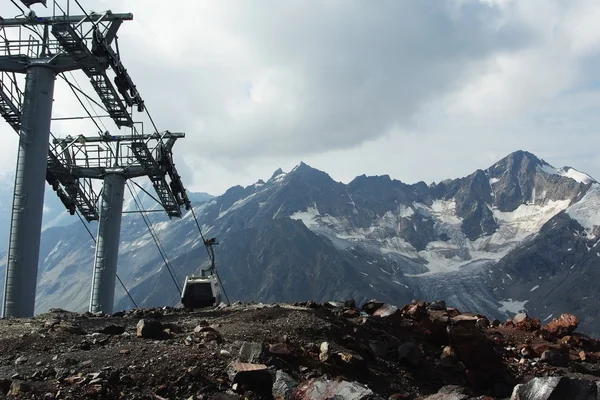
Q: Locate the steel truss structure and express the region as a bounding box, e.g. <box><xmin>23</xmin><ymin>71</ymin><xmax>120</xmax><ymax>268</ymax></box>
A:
<box><xmin>0</xmin><ymin>0</ymin><xmax>191</xmax><ymax>317</ymax></box>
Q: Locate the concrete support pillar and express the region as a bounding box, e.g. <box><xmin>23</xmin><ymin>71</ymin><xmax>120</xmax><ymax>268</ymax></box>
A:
<box><xmin>89</xmin><ymin>173</ymin><xmax>126</xmax><ymax>314</ymax></box>
<box><xmin>2</xmin><ymin>65</ymin><xmax>56</xmax><ymax>318</ymax></box>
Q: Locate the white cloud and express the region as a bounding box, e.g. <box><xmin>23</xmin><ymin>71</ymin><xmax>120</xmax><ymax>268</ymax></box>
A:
<box><xmin>0</xmin><ymin>0</ymin><xmax>599</xmax><ymax>196</ymax></box>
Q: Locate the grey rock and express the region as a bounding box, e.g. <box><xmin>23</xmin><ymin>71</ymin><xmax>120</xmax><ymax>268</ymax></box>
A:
<box><xmin>14</xmin><ymin>356</ymin><xmax>27</xmax><ymax>365</ymax></box>
<box><xmin>540</xmin><ymin>350</ymin><xmax>569</xmax><ymax>367</ymax></box>
<box><xmin>511</xmin><ymin>376</ymin><xmax>599</xmax><ymax>400</ymax></box>
<box><xmin>238</xmin><ymin>341</ymin><xmax>264</xmax><ymax>363</ymax></box>
<box><xmin>421</xmin><ymin>385</ymin><xmax>472</xmax><ymax>399</ymax></box>
<box><xmin>272</xmin><ymin>370</ymin><xmax>298</xmax><ymax>400</ymax></box>
<box><xmin>295</xmin><ymin>377</ymin><xmax>381</xmax><ymax>400</ymax></box>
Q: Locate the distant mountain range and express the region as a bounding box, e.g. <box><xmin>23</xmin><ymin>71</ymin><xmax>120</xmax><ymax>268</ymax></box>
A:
<box><xmin>1</xmin><ymin>150</ymin><xmax>600</xmax><ymax>336</ymax></box>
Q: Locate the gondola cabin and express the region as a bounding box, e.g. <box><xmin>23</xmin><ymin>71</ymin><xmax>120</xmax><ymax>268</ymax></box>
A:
<box><xmin>180</xmin><ymin>274</ymin><xmax>222</xmax><ymax>309</ymax></box>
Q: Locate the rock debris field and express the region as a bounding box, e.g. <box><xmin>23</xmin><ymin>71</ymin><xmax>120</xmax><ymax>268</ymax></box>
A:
<box><xmin>0</xmin><ymin>299</ymin><xmax>599</xmax><ymax>399</ymax></box>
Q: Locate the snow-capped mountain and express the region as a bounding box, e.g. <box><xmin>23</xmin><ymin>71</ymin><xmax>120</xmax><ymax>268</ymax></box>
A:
<box><xmin>2</xmin><ymin>150</ymin><xmax>600</xmax><ymax>335</ymax></box>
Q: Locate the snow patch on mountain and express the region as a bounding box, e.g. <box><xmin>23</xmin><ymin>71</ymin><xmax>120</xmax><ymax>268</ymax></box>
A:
<box><xmin>290</xmin><ymin>196</ymin><xmax>573</xmax><ymax>275</ymax></box>
<box><xmin>498</xmin><ymin>299</ymin><xmax>529</xmax><ymax>314</ymax></box>
<box><xmin>566</xmin><ymin>183</ymin><xmax>600</xmax><ymax>238</ymax></box>
<box><xmin>290</xmin><ymin>205</ymin><xmax>321</xmax><ymax>229</ymax></box>
<box><xmin>491</xmin><ymin>199</ymin><xmax>571</xmax><ymax>241</ymax></box>
<box><xmin>538</xmin><ymin>163</ymin><xmax>595</xmax><ymax>184</ymax></box>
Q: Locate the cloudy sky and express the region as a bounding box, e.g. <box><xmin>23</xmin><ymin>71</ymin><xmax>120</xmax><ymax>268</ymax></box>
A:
<box><xmin>1</xmin><ymin>0</ymin><xmax>600</xmax><ymax>196</ymax></box>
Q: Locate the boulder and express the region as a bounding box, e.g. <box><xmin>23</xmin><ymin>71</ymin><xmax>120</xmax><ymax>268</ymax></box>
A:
<box><xmin>511</xmin><ymin>376</ymin><xmax>599</xmax><ymax>399</ymax></box>
<box><xmin>373</xmin><ymin>304</ymin><xmax>400</xmax><ymax>318</ymax></box>
<box><xmin>448</xmin><ymin>325</ymin><xmax>504</xmax><ymax>375</ymax></box>
<box><xmin>542</xmin><ymin>314</ymin><xmax>579</xmax><ymax>338</ymax></box>
<box><xmin>294</xmin><ymin>377</ymin><xmax>380</xmax><ymax>400</ymax></box>
<box><xmin>272</xmin><ymin>370</ymin><xmax>298</xmax><ymax>400</ymax></box>
<box><xmin>99</xmin><ymin>325</ymin><xmax>126</xmax><ymax>335</ymax></box>
<box><xmin>513</xmin><ymin>314</ymin><xmax>541</xmax><ymax>332</ymax></box>
<box><xmin>227</xmin><ymin>362</ymin><xmax>273</xmax><ymax>393</ymax></box>
<box><xmin>238</xmin><ymin>341</ymin><xmax>264</xmax><ymax>363</ymax></box>
<box><xmin>136</xmin><ymin>319</ymin><xmax>166</xmax><ymax>339</ymax></box>
<box><xmin>402</xmin><ymin>301</ymin><xmax>427</xmax><ymax>319</ymax></box>
<box><xmin>362</xmin><ymin>300</ymin><xmax>385</xmax><ymax>315</ymax></box>
<box><xmin>269</xmin><ymin>343</ymin><xmax>292</xmax><ymax>357</ymax></box>
<box><xmin>540</xmin><ymin>350</ymin><xmax>569</xmax><ymax>367</ymax></box>
<box><xmin>398</xmin><ymin>342</ymin><xmax>421</xmax><ymax>366</ymax></box>
<box><xmin>421</xmin><ymin>385</ymin><xmax>471</xmax><ymax>400</ymax></box>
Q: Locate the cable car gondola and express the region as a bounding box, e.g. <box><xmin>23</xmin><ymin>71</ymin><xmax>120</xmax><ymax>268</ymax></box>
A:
<box><xmin>180</xmin><ymin>237</ymin><xmax>223</xmax><ymax>309</ymax></box>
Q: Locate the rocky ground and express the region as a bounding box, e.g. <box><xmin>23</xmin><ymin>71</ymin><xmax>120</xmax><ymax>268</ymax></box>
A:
<box><xmin>0</xmin><ymin>299</ymin><xmax>599</xmax><ymax>399</ymax></box>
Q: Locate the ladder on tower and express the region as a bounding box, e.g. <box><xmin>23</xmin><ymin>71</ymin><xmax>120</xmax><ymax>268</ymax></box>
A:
<box><xmin>130</xmin><ymin>141</ymin><xmax>182</xmax><ymax>218</ymax></box>
<box><xmin>0</xmin><ymin>72</ymin><xmax>23</xmax><ymax>132</ymax></box>
<box><xmin>51</xmin><ymin>23</ymin><xmax>133</xmax><ymax>128</ymax></box>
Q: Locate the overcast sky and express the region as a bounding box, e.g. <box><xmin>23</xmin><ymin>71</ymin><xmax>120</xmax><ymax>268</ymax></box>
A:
<box><xmin>1</xmin><ymin>0</ymin><xmax>600</xmax><ymax>196</ymax></box>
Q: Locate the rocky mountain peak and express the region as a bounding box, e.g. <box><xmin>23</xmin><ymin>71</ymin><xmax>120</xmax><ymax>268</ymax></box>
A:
<box><xmin>269</xmin><ymin>168</ymin><xmax>284</xmax><ymax>180</ymax></box>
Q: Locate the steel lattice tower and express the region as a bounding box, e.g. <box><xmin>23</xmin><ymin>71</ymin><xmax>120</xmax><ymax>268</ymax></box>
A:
<box><xmin>0</xmin><ymin>1</ymin><xmax>191</xmax><ymax>317</ymax></box>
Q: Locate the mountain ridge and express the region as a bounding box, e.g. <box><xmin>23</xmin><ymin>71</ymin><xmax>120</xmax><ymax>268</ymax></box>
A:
<box><xmin>2</xmin><ymin>149</ymin><xmax>600</xmax><ymax>336</ymax></box>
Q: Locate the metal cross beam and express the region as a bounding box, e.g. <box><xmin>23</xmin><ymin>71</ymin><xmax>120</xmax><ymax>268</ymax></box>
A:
<box><xmin>0</xmin><ymin>13</ymin><xmax>134</xmax><ymax>27</ymax></box>
<box><xmin>50</xmin><ymin>131</ymin><xmax>191</xmax><ymax>218</ymax></box>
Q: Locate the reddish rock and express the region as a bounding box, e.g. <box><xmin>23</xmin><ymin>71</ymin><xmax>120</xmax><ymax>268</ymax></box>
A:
<box><xmin>542</xmin><ymin>314</ymin><xmax>579</xmax><ymax>338</ymax></box>
<box><xmin>560</xmin><ymin>335</ymin><xmax>581</xmax><ymax>346</ymax></box>
<box><xmin>402</xmin><ymin>301</ymin><xmax>427</xmax><ymax>319</ymax></box>
<box><xmin>533</xmin><ymin>343</ymin><xmax>555</xmax><ymax>356</ymax></box>
<box><xmin>515</xmin><ymin>316</ymin><xmax>541</xmax><ymax>332</ymax></box>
